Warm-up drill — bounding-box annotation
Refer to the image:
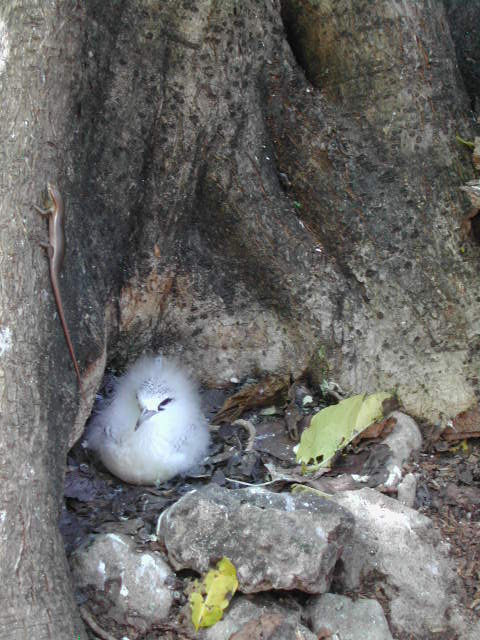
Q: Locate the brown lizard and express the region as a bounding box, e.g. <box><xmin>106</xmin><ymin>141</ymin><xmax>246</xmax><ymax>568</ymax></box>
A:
<box><xmin>34</xmin><ymin>182</ymin><xmax>85</xmax><ymax>399</ymax></box>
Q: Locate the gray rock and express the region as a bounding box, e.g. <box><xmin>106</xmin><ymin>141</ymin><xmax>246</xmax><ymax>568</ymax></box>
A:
<box><xmin>306</xmin><ymin>593</ymin><xmax>394</xmax><ymax>640</ymax></box>
<box><xmin>70</xmin><ymin>533</ymin><xmax>173</xmax><ymax>632</ymax></box>
<box><xmin>448</xmin><ymin>608</ymin><xmax>480</xmax><ymax>640</ymax></box>
<box><xmin>334</xmin><ymin>488</ymin><xmax>463</xmax><ymax>638</ymax></box>
<box><xmin>199</xmin><ymin>595</ymin><xmax>316</xmax><ymax>640</ymax></box>
<box><xmin>397</xmin><ymin>472</ymin><xmax>417</xmax><ymax>508</ymax></box>
<box><xmin>382</xmin><ymin>412</ymin><xmax>422</xmax><ymax>489</ymax></box>
<box><xmin>157</xmin><ymin>484</ymin><xmax>354</xmax><ymax>593</ymax></box>
<box><xmin>461</xmin><ymin>617</ymin><xmax>480</xmax><ymax>640</ymax></box>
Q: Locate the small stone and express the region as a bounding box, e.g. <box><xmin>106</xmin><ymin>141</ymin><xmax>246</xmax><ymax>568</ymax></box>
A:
<box><xmin>397</xmin><ymin>472</ymin><xmax>417</xmax><ymax>507</ymax></box>
<box><xmin>302</xmin><ymin>395</ymin><xmax>314</xmax><ymax>407</ymax></box>
<box><xmin>307</xmin><ymin>593</ymin><xmax>394</xmax><ymax>640</ymax></box>
<box><xmin>201</xmin><ymin>595</ymin><xmax>316</xmax><ymax>640</ymax></box>
<box><xmin>71</xmin><ymin>533</ymin><xmax>173</xmax><ymax>631</ymax></box>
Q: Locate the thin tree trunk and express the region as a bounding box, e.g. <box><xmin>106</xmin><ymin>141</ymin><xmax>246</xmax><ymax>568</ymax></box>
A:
<box><xmin>0</xmin><ymin>2</ymin><xmax>88</xmax><ymax>637</ymax></box>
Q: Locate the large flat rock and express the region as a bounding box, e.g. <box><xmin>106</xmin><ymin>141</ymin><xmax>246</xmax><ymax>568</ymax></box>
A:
<box><xmin>157</xmin><ymin>485</ymin><xmax>354</xmax><ymax>594</ymax></box>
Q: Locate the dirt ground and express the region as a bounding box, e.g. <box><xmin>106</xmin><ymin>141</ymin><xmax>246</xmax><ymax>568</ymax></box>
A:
<box><xmin>411</xmin><ymin>438</ymin><xmax>480</xmax><ymax>615</ymax></box>
<box><xmin>62</xmin><ymin>379</ymin><xmax>480</xmax><ymax>638</ymax></box>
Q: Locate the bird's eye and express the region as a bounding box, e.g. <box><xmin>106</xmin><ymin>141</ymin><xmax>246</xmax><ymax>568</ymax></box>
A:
<box><xmin>157</xmin><ymin>397</ymin><xmax>173</xmax><ymax>411</ymax></box>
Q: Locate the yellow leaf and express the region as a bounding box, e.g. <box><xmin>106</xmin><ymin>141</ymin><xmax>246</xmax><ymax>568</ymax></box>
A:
<box><xmin>190</xmin><ymin>557</ymin><xmax>238</xmax><ymax>631</ymax></box>
<box><xmin>296</xmin><ymin>392</ymin><xmax>392</xmax><ymax>468</ymax></box>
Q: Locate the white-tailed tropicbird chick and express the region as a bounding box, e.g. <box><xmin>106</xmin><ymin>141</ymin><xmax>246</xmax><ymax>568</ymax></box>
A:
<box><xmin>85</xmin><ymin>355</ymin><xmax>210</xmax><ymax>485</ymax></box>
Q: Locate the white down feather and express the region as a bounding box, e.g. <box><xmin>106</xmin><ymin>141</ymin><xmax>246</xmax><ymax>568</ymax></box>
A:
<box><xmin>86</xmin><ymin>355</ymin><xmax>210</xmax><ymax>485</ymax></box>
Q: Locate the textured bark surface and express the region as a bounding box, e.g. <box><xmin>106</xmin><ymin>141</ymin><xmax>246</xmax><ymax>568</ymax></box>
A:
<box><xmin>0</xmin><ymin>0</ymin><xmax>479</xmax><ymax>637</ymax></box>
<box><xmin>0</xmin><ymin>4</ymin><xmax>88</xmax><ymax>639</ymax></box>
<box><xmin>444</xmin><ymin>0</ymin><xmax>480</xmax><ymax>112</ymax></box>
<box><xmin>276</xmin><ymin>0</ymin><xmax>480</xmax><ymax>419</ymax></box>
<box><xmin>69</xmin><ymin>0</ymin><xmax>478</xmax><ymax>422</ymax></box>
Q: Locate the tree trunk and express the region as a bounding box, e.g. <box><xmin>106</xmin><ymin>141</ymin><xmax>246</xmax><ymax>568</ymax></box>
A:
<box><xmin>0</xmin><ymin>4</ymin><xmax>90</xmax><ymax>639</ymax></box>
<box><xmin>277</xmin><ymin>0</ymin><xmax>479</xmax><ymax>419</ymax></box>
<box><xmin>444</xmin><ymin>0</ymin><xmax>480</xmax><ymax>113</ymax></box>
<box><xmin>0</xmin><ymin>0</ymin><xmax>478</xmax><ymax>637</ymax></box>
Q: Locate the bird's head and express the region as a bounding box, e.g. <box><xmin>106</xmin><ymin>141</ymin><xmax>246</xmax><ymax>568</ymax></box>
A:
<box><xmin>135</xmin><ymin>378</ymin><xmax>174</xmax><ymax>430</ymax></box>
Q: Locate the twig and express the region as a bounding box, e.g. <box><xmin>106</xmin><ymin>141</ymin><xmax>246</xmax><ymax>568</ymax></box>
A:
<box><xmin>224</xmin><ymin>476</ymin><xmax>278</xmax><ymax>487</ymax></box>
<box><xmin>232</xmin><ymin>419</ymin><xmax>256</xmax><ymax>451</ymax></box>
<box><xmin>79</xmin><ymin>606</ymin><xmax>119</xmax><ymax>640</ymax></box>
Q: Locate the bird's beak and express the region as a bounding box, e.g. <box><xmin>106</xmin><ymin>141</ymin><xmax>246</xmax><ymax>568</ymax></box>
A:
<box><xmin>135</xmin><ymin>408</ymin><xmax>158</xmax><ymax>431</ymax></box>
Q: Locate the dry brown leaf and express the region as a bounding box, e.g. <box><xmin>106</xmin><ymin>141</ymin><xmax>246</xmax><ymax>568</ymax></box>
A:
<box><xmin>353</xmin><ymin>416</ymin><xmax>397</xmax><ymax>442</ymax></box>
<box><xmin>211</xmin><ymin>375</ymin><xmax>289</xmax><ymax>424</ymax></box>
<box><xmin>442</xmin><ymin>406</ymin><xmax>480</xmax><ymax>442</ymax></box>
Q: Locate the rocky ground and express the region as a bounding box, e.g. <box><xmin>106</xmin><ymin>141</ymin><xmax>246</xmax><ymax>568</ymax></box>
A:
<box><xmin>62</xmin><ymin>376</ymin><xmax>480</xmax><ymax>640</ymax></box>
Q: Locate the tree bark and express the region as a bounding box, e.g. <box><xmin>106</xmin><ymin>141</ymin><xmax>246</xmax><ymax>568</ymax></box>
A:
<box><xmin>443</xmin><ymin>0</ymin><xmax>480</xmax><ymax>113</ymax></box>
<box><xmin>0</xmin><ymin>0</ymin><xmax>479</xmax><ymax>637</ymax></box>
<box><xmin>0</xmin><ymin>4</ymin><xmax>89</xmax><ymax>639</ymax></box>
<box><xmin>278</xmin><ymin>0</ymin><xmax>479</xmax><ymax>417</ymax></box>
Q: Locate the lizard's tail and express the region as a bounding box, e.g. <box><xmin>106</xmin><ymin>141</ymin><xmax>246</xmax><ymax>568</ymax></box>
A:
<box><xmin>50</xmin><ymin>270</ymin><xmax>87</xmax><ymax>405</ymax></box>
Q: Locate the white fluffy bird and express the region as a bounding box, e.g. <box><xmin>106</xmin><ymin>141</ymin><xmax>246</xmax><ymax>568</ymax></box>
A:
<box><xmin>85</xmin><ymin>355</ymin><xmax>210</xmax><ymax>485</ymax></box>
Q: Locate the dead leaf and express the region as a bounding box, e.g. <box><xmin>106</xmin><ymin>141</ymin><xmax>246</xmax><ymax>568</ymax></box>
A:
<box><xmin>253</xmin><ymin>421</ymin><xmax>298</xmax><ymax>463</ymax></box>
<box><xmin>264</xmin><ymin>461</ymin><xmax>329</xmax><ymax>484</ymax></box>
<box><xmin>211</xmin><ymin>375</ymin><xmax>289</xmax><ymax>424</ymax></box>
<box><xmin>284</xmin><ymin>380</ymin><xmax>303</xmax><ymax>441</ymax></box>
<box><xmin>284</xmin><ymin>405</ymin><xmax>303</xmax><ymax>442</ymax></box>
<box><xmin>189</xmin><ymin>558</ymin><xmax>238</xmax><ymax>631</ymax></box>
<box><xmin>442</xmin><ymin>406</ymin><xmax>480</xmax><ymax>441</ymax></box>
<box><xmin>353</xmin><ymin>416</ymin><xmax>397</xmax><ymax>443</ymax></box>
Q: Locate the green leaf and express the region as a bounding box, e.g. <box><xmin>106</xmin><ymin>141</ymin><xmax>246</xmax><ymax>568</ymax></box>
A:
<box><xmin>190</xmin><ymin>557</ymin><xmax>238</xmax><ymax>631</ymax></box>
<box><xmin>296</xmin><ymin>392</ymin><xmax>392</xmax><ymax>467</ymax></box>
